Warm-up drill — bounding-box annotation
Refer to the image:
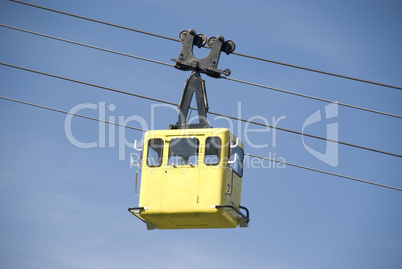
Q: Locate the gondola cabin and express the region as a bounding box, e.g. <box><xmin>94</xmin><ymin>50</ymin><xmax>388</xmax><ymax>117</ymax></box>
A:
<box><xmin>129</xmin><ymin>128</ymin><xmax>249</xmax><ymax>229</ymax></box>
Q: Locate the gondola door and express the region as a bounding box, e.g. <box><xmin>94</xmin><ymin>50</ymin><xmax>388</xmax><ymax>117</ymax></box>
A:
<box><xmin>161</xmin><ymin>136</ymin><xmax>201</xmax><ymax>218</ymax></box>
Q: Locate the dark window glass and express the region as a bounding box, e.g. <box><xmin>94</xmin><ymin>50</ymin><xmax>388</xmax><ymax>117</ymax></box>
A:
<box><xmin>147</xmin><ymin>139</ymin><xmax>163</xmax><ymax>167</ymax></box>
<box><xmin>204</xmin><ymin>137</ymin><xmax>221</xmax><ymax>165</ymax></box>
<box><xmin>168</xmin><ymin>137</ymin><xmax>199</xmax><ymax>166</ymax></box>
<box><xmin>229</xmin><ymin>140</ymin><xmax>244</xmax><ymax>177</ymax></box>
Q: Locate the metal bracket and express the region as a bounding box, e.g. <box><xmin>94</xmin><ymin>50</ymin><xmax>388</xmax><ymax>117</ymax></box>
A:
<box><xmin>169</xmin><ymin>29</ymin><xmax>236</xmax><ymax>129</ymax></box>
<box><xmin>171</xmin><ymin>29</ymin><xmax>235</xmax><ymax>78</ymax></box>
<box><xmin>169</xmin><ymin>29</ymin><xmax>235</xmax><ymax>129</ymax></box>
<box><xmin>169</xmin><ymin>71</ymin><xmax>211</xmax><ymax>129</ymax></box>
<box><xmin>128</xmin><ymin>207</ymin><xmax>156</xmax><ymax>230</ymax></box>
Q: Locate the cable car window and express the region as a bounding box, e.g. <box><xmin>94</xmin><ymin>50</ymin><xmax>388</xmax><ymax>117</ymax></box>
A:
<box><xmin>168</xmin><ymin>137</ymin><xmax>199</xmax><ymax>166</ymax></box>
<box><xmin>147</xmin><ymin>138</ymin><xmax>164</xmax><ymax>167</ymax></box>
<box><xmin>229</xmin><ymin>142</ymin><xmax>244</xmax><ymax>177</ymax></box>
<box><xmin>204</xmin><ymin>137</ymin><xmax>221</xmax><ymax>165</ymax></box>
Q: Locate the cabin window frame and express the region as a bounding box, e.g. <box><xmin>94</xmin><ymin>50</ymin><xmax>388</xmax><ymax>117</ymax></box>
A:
<box><xmin>229</xmin><ymin>140</ymin><xmax>244</xmax><ymax>177</ymax></box>
<box><xmin>168</xmin><ymin>137</ymin><xmax>200</xmax><ymax>166</ymax></box>
<box><xmin>146</xmin><ymin>138</ymin><xmax>164</xmax><ymax>167</ymax></box>
<box><xmin>204</xmin><ymin>136</ymin><xmax>222</xmax><ymax>166</ymax></box>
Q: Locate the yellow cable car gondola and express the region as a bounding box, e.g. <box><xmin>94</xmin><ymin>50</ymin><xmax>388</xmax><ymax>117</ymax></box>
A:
<box><xmin>128</xmin><ymin>29</ymin><xmax>249</xmax><ymax>229</ymax></box>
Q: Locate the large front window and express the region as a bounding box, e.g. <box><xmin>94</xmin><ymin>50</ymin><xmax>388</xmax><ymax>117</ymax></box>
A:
<box><xmin>168</xmin><ymin>137</ymin><xmax>199</xmax><ymax>166</ymax></box>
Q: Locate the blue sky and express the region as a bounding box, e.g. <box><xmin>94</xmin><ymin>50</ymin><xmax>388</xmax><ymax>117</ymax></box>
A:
<box><xmin>0</xmin><ymin>0</ymin><xmax>401</xmax><ymax>268</ymax></box>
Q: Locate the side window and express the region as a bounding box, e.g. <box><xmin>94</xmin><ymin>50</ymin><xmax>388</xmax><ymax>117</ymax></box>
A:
<box><xmin>204</xmin><ymin>137</ymin><xmax>221</xmax><ymax>165</ymax></box>
<box><xmin>147</xmin><ymin>138</ymin><xmax>163</xmax><ymax>167</ymax></box>
<box><xmin>168</xmin><ymin>137</ymin><xmax>199</xmax><ymax>166</ymax></box>
<box><xmin>229</xmin><ymin>140</ymin><xmax>244</xmax><ymax>177</ymax></box>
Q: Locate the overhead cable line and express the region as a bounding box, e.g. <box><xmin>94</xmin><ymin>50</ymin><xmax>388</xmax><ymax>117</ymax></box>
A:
<box><xmin>0</xmin><ymin>62</ymin><xmax>178</xmax><ymax>106</ymax></box>
<box><xmin>0</xmin><ymin>24</ymin><xmax>174</xmax><ymax>68</ymax></box>
<box><xmin>223</xmin><ymin>77</ymin><xmax>402</xmax><ymax>119</ymax></box>
<box><xmin>0</xmin><ymin>95</ymin><xmax>146</xmax><ymax>132</ymax></box>
<box><xmin>9</xmin><ymin>0</ymin><xmax>179</xmax><ymax>43</ymax></box>
<box><xmin>1</xmin><ymin>24</ymin><xmax>400</xmax><ymax>120</ymax></box>
<box><xmin>1</xmin><ymin>62</ymin><xmax>401</xmax><ymax>159</ymax></box>
<box><xmin>231</xmin><ymin>53</ymin><xmax>402</xmax><ymax>91</ymax></box>
<box><xmin>244</xmin><ymin>153</ymin><xmax>402</xmax><ymax>192</ymax></box>
<box><xmin>1</xmin><ymin>95</ymin><xmax>401</xmax><ymax>192</ymax></box>
<box><xmin>10</xmin><ymin>0</ymin><xmax>402</xmax><ymax>91</ymax></box>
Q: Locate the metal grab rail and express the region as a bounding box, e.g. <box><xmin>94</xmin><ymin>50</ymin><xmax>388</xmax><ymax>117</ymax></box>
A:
<box><xmin>213</xmin><ymin>205</ymin><xmax>250</xmax><ymax>227</ymax></box>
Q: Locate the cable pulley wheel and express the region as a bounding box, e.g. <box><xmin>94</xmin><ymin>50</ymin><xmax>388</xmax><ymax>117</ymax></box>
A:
<box><xmin>194</xmin><ymin>33</ymin><xmax>206</xmax><ymax>48</ymax></box>
<box><xmin>222</xmin><ymin>40</ymin><xmax>236</xmax><ymax>54</ymax></box>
